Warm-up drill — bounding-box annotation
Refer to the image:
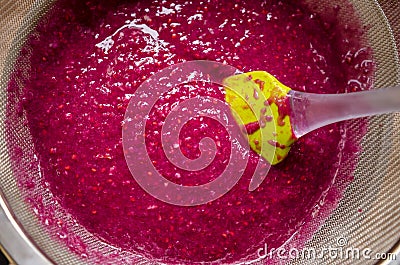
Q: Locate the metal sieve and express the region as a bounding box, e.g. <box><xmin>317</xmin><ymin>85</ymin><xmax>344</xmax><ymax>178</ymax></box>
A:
<box><xmin>0</xmin><ymin>0</ymin><xmax>399</xmax><ymax>264</ymax></box>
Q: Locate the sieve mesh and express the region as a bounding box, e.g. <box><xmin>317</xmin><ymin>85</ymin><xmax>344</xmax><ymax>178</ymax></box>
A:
<box><xmin>289</xmin><ymin>1</ymin><xmax>400</xmax><ymax>265</ymax></box>
<box><xmin>0</xmin><ymin>0</ymin><xmax>399</xmax><ymax>265</ymax></box>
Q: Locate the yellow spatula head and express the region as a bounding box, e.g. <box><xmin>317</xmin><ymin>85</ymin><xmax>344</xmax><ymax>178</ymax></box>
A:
<box><xmin>223</xmin><ymin>71</ymin><xmax>297</xmax><ymax>165</ymax></box>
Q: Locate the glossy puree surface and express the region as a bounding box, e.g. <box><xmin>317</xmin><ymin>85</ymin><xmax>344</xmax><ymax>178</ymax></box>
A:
<box><xmin>7</xmin><ymin>0</ymin><xmax>374</xmax><ymax>263</ymax></box>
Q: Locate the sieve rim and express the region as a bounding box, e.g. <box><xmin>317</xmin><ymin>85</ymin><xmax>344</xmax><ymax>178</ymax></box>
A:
<box><xmin>0</xmin><ymin>192</ymin><xmax>52</xmax><ymax>265</ymax></box>
<box><xmin>0</xmin><ymin>0</ymin><xmax>399</xmax><ymax>264</ymax></box>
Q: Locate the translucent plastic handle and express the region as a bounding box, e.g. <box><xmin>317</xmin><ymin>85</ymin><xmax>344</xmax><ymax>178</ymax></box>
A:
<box><xmin>289</xmin><ymin>85</ymin><xmax>400</xmax><ymax>138</ymax></box>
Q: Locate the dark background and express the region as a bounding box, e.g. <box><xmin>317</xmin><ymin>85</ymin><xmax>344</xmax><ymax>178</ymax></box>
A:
<box><xmin>0</xmin><ymin>251</ymin><xmax>9</xmax><ymax>265</ymax></box>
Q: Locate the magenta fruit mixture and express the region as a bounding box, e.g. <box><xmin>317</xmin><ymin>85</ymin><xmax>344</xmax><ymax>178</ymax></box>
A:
<box><xmin>7</xmin><ymin>0</ymin><xmax>374</xmax><ymax>263</ymax></box>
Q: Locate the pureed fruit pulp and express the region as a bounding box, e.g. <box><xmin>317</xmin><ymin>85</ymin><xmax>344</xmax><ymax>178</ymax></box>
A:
<box><xmin>7</xmin><ymin>0</ymin><xmax>374</xmax><ymax>263</ymax></box>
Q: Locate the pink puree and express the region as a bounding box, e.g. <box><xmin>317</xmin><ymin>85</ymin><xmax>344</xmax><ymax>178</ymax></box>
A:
<box><xmin>8</xmin><ymin>0</ymin><xmax>373</xmax><ymax>263</ymax></box>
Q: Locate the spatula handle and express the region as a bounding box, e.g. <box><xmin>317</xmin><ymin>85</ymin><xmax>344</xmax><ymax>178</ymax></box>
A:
<box><xmin>289</xmin><ymin>85</ymin><xmax>400</xmax><ymax>138</ymax></box>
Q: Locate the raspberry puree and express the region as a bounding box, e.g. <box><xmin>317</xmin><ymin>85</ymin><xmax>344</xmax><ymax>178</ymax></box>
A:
<box><xmin>7</xmin><ymin>0</ymin><xmax>374</xmax><ymax>263</ymax></box>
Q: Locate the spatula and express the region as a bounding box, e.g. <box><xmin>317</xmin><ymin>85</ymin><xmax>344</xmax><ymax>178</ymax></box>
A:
<box><xmin>223</xmin><ymin>71</ymin><xmax>400</xmax><ymax>166</ymax></box>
